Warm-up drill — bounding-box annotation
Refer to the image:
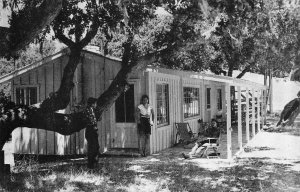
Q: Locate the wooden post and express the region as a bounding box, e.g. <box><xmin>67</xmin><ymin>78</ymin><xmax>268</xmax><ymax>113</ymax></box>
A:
<box><xmin>237</xmin><ymin>86</ymin><xmax>242</xmax><ymax>150</ymax></box>
<box><xmin>269</xmin><ymin>69</ymin><xmax>273</xmax><ymax>113</ymax></box>
<box><xmin>201</xmin><ymin>79</ymin><xmax>206</xmax><ymax>122</ymax></box>
<box><xmin>226</xmin><ymin>84</ymin><xmax>232</xmax><ymax>160</ymax></box>
<box><xmin>246</xmin><ymin>87</ymin><xmax>250</xmax><ymax>142</ymax></box>
<box><xmin>252</xmin><ymin>89</ymin><xmax>256</xmax><ymax>138</ymax></box>
<box><xmin>257</xmin><ymin>90</ymin><xmax>261</xmax><ymax>132</ymax></box>
<box><xmin>261</xmin><ymin>89</ymin><xmax>266</xmax><ymax>124</ymax></box>
<box><xmin>263</xmin><ymin>88</ymin><xmax>267</xmax><ymax>124</ymax></box>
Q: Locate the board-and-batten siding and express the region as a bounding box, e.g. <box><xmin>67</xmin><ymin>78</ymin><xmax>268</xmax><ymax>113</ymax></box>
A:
<box><xmin>82</xmin><ymin>53</ymin><xmax>122</xmax><ymax>153</ymax></box>
<box><xmin>146</xmin><ymin>72</ymin><xmax>181</xmax><ymax>154</ymax></box>
<box><xmin>11</xmin><ymin>56</ymin><xmax>84</xmax><ymax>155</ymax></box>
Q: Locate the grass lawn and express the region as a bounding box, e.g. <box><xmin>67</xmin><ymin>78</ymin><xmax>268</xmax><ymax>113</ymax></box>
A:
<box><xmin>1</xmin><ymin>115</ymin><xmax>300</xmax><ymax>192</ymax></box>
<box><xmin>1</xmin><ymin>151</ymin><xmax>300</xmax><ymax>191</ymax></box>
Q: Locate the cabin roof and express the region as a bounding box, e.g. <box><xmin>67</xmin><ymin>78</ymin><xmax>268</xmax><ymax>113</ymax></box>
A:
<box><xmin>0</xmin><ymin>47</ymin><xmax>267</xmax><ymax>89</ymax></box>
<box><xmin>146</xmin><ymin>67</ymin><xmax>267</xmax><ymax>89</ymax></box>
<box><xmin>0</xmin><ymin>46</ymin><xmax>121</xmax><ymax>84</ymax></box>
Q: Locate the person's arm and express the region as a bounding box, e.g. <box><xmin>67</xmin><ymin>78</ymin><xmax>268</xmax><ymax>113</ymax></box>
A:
<box><xmin>151</xmin><ymin>108</ymin><xmax>155</xmax><ymax>122</ymax></box>
<box><xmin>136</xmin><ymin>107</ymin><xmax>141</xmax><ymax>124</ymax></box>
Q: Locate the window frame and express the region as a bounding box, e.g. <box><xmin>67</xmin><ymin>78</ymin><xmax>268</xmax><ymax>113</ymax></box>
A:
<box><xmin>217</xmin><ymin>88</ymin><xmax>222</xmax><ymax>110</ymax></box>
<box><xmin>14</xmin><ymin>85</ymin><xmax>39</xmax><ymax>105</ymax></box>
<box><xmin>112</xmin><ymin>79</ymin><xmax>140</xmax><ymax>124</ymax></box>
<box><xmin>206</xmin><ymin>87</ymin><xmax>211</xmax><ymax>110</ymax></box>
<box><xmin>156</xmin><ymin>83</ymin><xmax>170</xmax><ymax>127</ymax></box>
<box><xmin>183</xmin><ymin>86</ymin><xmax>200</xmax><ymax>119</ymax></box>
<box><xmin>115</xmin><ymin>84</ymin><xmax>136</xmax><ymax>123</ymax></box>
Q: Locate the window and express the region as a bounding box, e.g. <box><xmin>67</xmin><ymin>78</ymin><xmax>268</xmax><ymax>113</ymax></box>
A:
<box><xmin>183</xmin><ymin>87</ymin><xmax>200</xmax><ymax>118</ymax></box>
<box><xmin>156</xmin><ymin>84</ymin><xmax>169</xmax><ymax>126</ymax></box>
<box><xmin>206</xmin><ymin>87</ymin><xmax>211</xmax><ymax>109</ymax></box>
<box><xmin>115</xmin><ymin>84</ymin><xmax>135</xmax><ymax>123</ymax></box>
<box><xmin>217</xmin><ymin>88</ymin><xmax>222</xmax><ymax>110</ymax></box>
<box><xmin>15</xmin><ymin>87</ymin><xmax>38</xmax><ymax>105</ymax></box>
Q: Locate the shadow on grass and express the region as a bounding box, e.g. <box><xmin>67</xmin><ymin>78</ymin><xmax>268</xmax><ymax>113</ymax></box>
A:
<box><xmin>2</xmin><ymin>156</ymin><xmax>300</xmax><ymax>191</ymax></box>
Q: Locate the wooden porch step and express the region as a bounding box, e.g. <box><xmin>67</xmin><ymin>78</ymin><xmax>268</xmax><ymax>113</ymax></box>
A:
<box><xmin>101</xmin><ymin>148</ymin><xmax>141</xmax><ymax>157</ymax></box>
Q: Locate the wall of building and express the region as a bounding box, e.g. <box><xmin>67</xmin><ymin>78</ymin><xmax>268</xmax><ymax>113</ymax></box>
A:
<box><xmin>7</xmin><ymin>50</ymin><xmax>240</xmax><ymax>156</ymax></box>
<box><xmin>81</xmin><ymin>52</ymin><xmax>123</xmax><ymax>152</ymax></box>
<box><xmin>10</xmin><ymin>55</ymin><xmax>86</xmax><ymax>155</ymax></box>
<box><xmin>10</xmin><ymin>51</ymin><xmax>126</xmax><ymax>155</ymax></box>
<box><xmin>146</xmin><ymin>72</ymin><xmax>181</xmax><ymax>154</ymax></box>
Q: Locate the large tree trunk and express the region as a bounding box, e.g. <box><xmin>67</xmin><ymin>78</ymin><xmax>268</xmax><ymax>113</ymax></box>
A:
<box><xmin>39</xmin><ymin>47</ymin><xmax>82</xmax><ymax>113</ymax></box>
<box><xmin>0</xmin><ymin>0</ymin><xmax>63</xmax><ymax>58</ymax></box>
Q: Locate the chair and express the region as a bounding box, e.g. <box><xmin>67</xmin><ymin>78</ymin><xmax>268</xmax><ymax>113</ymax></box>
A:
<box><xmin>175</xmin><ymin>123</ymin><xmax>198</xmax><ymax>145</ymax></box>
<box><xmin>201</xmin><ymin>132</ymin><xmax>221</xmax><ymax>159</ymax></box>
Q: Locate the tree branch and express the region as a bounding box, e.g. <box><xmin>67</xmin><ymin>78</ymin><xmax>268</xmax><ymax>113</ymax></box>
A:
<box><xmin>236</xmin><ymin>64</ymin><xmax>252</xmax><ymax>79</ymax></box>
<box><xmin>40</xmin><ymin>0</ymin><xmax>100</xmax><ymax>113</ymax></box>
<box><xmin>78</xmin><ymin>16</ymin><xmax>100</xmax><ymax>49</ymax></box>
<box><xmin>0</xmin><ymin>0</ymin><xmax>63</xmax><ymax>57</ymax></box>
<box><xmin>78</xmin><ymin>0</ymin><xmax>100</xmax><ymax>49</ymax></box>
<box><xmin>55</xmin><ymin>30</ymin><xmax>75</xmax><ymax>48</ymax></box>
<box><xmin>0</xmin><ymin>105</ymin><xmax>88</xmax><ymax>151</ymax></box>
<box><xmin>40</xmin><ymin>48</ymin><xmax>81</xmax><ymax>112</ymax></box>
<box><xmin>95</xmin><ymin>49</ymin><xmax>158</xmax><ymax>119</ymax></box>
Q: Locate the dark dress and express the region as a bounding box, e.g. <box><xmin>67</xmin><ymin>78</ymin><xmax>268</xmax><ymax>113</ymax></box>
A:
<box><xmin>137</xmin><ymin>104</ymin><xmax>152</xmax><ymax>135</ymax></box>
<box><xmin>138</xmin><ymin>116</ymin><xmax>152</xmax><ymax>135</ymax></box>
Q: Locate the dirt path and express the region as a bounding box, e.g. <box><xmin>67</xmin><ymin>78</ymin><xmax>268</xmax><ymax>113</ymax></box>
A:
<box><xmin>239</xmin><ymin>131</ymin><xmax>300</xmax><ymax>160</ymax></box>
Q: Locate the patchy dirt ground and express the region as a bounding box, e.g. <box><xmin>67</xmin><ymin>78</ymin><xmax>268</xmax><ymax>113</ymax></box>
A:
<box><xmin>1</xmin><ymin>117</ymin><xmax>300</xmax><ymax>191</ymax></box>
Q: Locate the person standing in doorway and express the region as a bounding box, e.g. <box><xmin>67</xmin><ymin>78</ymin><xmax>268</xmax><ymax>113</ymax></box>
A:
<box><xmin>136</xmin><ymin>95</ymin><xmax>155</xmax><ymax>157</ymax></box>
<box><xmin>84</xmin><ymin>97</ymin><xmax>99</xmax><ymax>169</ymax></box>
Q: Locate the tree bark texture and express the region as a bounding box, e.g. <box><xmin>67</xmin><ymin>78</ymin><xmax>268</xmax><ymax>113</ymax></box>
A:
<box><xmin>39</xmin><ymin>48</ymin><xmax>82</xmax><ymax>113</ymax></box>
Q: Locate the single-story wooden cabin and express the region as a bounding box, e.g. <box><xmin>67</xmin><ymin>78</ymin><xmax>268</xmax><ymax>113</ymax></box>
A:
<box><xmin>0</xmin><ymin>46</ymin><xmax>268</xmax><ymax>160</ymax></box>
